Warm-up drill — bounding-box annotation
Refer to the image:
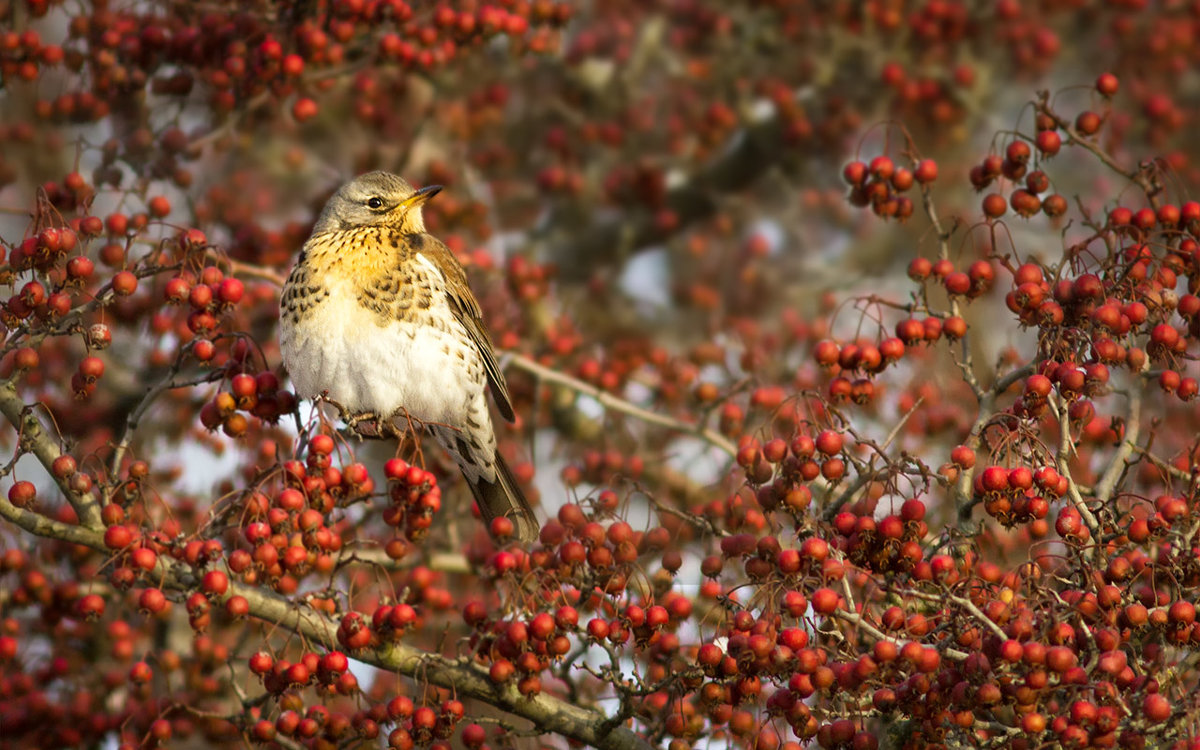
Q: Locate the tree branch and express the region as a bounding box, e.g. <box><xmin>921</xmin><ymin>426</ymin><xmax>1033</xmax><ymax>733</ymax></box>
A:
<box><xmin>203</xmin><ymin>571</ymin><xmax>656</xmax><ymax>749</ymax></box>
<box><xmin>0</xmin><ymin>491</ymin><xmax>101</xmax><ymax>546</ymax></box>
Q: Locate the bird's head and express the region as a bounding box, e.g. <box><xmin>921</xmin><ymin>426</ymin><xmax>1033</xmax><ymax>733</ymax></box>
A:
<box><xmin>312</xmin><ymin>171</ymin><xmax>442</xmax><ymax>235</ymax></box>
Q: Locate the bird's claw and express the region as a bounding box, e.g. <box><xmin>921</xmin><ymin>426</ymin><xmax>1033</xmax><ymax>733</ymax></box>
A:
<box><xmin>345</xmin><ymin>411</ymin><xmax>377</xmax><ymax>429</ymax></box>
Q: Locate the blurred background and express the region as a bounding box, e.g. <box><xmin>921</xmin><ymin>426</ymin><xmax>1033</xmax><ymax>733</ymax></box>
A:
<box><xmin>3</xmin><ymin>2</ymin><xmax>1200</xmax><ymax>747</ymax></box>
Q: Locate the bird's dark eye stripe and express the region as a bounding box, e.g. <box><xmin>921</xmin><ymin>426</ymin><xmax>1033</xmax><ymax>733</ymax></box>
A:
<box><xmin>367</xmin><ymin>197</ymin><xmax>384</xmax><ymax>209</ymax></box>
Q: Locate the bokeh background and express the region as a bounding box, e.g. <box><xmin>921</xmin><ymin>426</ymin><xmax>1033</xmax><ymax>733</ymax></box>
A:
<box><xmin>3</xmin><ymin>2</ymin><xmax>1200</xmax><ymax>749</ymax></box>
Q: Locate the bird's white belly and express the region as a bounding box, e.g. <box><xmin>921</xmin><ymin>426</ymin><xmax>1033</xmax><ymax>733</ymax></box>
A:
<box><xmin>280</xmin><ymin>291</ymin><xmax>479</xmax><ymax>425</ymax></box>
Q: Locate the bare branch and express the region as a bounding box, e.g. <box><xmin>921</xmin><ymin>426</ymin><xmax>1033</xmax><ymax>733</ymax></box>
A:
<box><xmin>1094</xmin><ymin>383</ymin><xmax>1141</xmax><ymax>503</ymax></box>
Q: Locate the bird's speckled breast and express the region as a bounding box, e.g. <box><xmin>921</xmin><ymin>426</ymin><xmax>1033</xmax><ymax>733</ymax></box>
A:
<box><xmin>278</xmin><ymin>228</ymin><xmax>488</xmax><ymax>426</ymax></box>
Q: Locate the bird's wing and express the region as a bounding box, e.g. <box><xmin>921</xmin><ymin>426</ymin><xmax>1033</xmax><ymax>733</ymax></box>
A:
<box><xmin>421</xmin><ymin>237</ymin><xmax>516</xmax><ymax>423</ymax></box>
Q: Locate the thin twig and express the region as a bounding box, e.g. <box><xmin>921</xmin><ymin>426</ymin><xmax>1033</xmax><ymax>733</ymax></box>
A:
<box><xmin>204</xmin><ymin>249</ymin><xmax>289</xmax><ymax>286</ymax></box>
<box><xmin>507</xmin><ymin>352</ymin><xmax>737</xmax><ymax>458</ymax></box>
<box><xmin>109</xmin><ymin>362</ymin><xmax>224</xmax><ymax>482</ymax></box>
<box><xmin>1034</xmin><ymin>92</ymin><xmax>1162</xmax><ymax>207</ymax></box>
<box><xmin>1094</xmin><ymin>375</ymin><xmax>1144</xmax><ymax>503</ymax></box>
<box><xmin>1047</xmin><ymin>394</ymin><xmax>1102</xmax><ymax>539</ymax></box>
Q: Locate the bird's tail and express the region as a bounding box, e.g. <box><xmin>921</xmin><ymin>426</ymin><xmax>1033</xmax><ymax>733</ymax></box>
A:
<box><xmin>466</xmin><ymin>452</ymin><xmax>540</xmax><ymax>543</ymax></box>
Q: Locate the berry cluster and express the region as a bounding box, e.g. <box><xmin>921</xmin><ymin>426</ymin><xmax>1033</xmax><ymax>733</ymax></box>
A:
<box><xmin>381</xmin><ymin>457</ymin><xmax>442</xmax><ymax>543</ymax></box>
<box><xmin>843</xmin><ymin>155</ymin><xmax>939</xmax><ymax>221</ymax></box>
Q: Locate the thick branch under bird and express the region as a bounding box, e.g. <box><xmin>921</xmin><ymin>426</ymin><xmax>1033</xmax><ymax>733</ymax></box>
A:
<box><xmin>279</xmin><ymin>171</ymin><xmax>539</xmax><ymax>543</ymax></box>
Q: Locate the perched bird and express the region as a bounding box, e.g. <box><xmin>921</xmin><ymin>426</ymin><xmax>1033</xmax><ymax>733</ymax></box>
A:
<box><xmin>279</xmin><ymin>171</ymin><xmax>539</xmax><ymax>543</ymax></box>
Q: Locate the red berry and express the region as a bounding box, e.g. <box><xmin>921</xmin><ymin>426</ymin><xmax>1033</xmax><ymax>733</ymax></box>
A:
<box><xmin>147</xmin><ymin>195</ymin><xmax>171</xmax><ymax>217</ymax></box>
<box><xmin>309</xmin><ymin>434</ymin><xmax>335</xmax><ymax>455</ymax></box>
<box><xmin>489</xmin><ymin>516</ymin><xmax>515</xmax><ymax>539</ymax></box>
<box><xmin>811</xmin><ymin>587</ymin><xmax>839</xmax><ymax>615</ymax></box>
<box><xmin>79</xmin><ymin>215</ymin><xmax>104</xmax><ymax>236</ymax></box>
<box><xmin>913</xmin><ymin>159</ymin><xmax>938</xmax><ymax>183</ymax></box>
<box><xmin>293</xmin><ymin>97</ymin><xmax>318</xmax><ymax>122</ymax></box>
<box><xmin>128</xmin><ymin>660</ymin><xmax>152</xmax><ymax>683</ymax></box>
<box><xmin>1035</xmin><ymin>130</ymin><xmax>1061</xmax><ymax>156</ymax></box>
<box><xmin>106</xmin><ymin>213</ymin><xmax>128</xmax><ymax>235</ymax></box>
<box><xmin>1005</xmin><ymin>141</ymin><xmax>1031</xmax><ymax>164</ymax></box>
<box><xmin>66</xmin><ymin>256</ymin><xmax>94</xmax><ymax>280</ymax></box>
<box><xmin>842</xmin><ymin>161</ymin><xmax>868</xmax><ymax>186</ymax></box>
<box><xmin>907</xmin><ymin>257</ymin><xmax>932</xmax><ymax>280</ymax></box>
<box><xmin>8</xmin><ymin>481</ymin><xmax>36</xmax><ymax>507</ymax></box>
<box><xmin>111</xmin><ymin>271</ymin><xmax>138</xmax><ymax>296</ymax></box>
<box><xmin>1095</xmin><ymin>72</ymin><xmax>1119</xmax><ymax>97</ymax></box>
<box><xmin>130</xmin><ymin>547</ymin><xmax>157</xmax><ymax>571</ymax></box>
<box><xmin>320</xmin><ymin>650</ymin><xmax>349</xmax><ymax>675</ymax></box>
<box><xmin>900</xmin><ymin>498</ymin><xmax>926</xmax><ymax>522</ymax></box>
<box><xmin>1143</xmin><ymin>693</ymin><xmax>1170</xmax><ymax>722</ymax></box>
<box><xmin>77</xmin><ymin>593</ymin><xmax>106</xmax><ymax>619</ymax></box>
<box><xmin>462</xmin><ymin>724</ymin><xmax>487</xmax><ymax>748</ymax></box>
<box><xmin>982</xmin><ymin>193</ymin><xmax>1007</xmax><ymax>218</ymax></box>
<box><xmin>249</xmin><ymin>651</ymin><xmax>274</xmax><ymax>675</ymax></box>
<box><xmin>489</xmin><ymin>659</ymin><xmax>515</xmax><ymax>683</ymax></box>
<box><xmin>201</xmin><ymin>569</ymin><xmax>229</xmax><ymax>597</ymax></box>
<box><xmin>51</xmin><ymin>454</ymin><xmax>77</xmax><ymax>478</ymax></box>
<box><xmin>282</xmin><ymin>54</ymin><xmax>305</xmax><ymax>76</ymax></box>
<box><xmin>950</xmin><ymin>445</ymin><xmax>976</xmax><ymax>468</ymax></box>
<box><xmin>78</xmin><ymin>356</ymin><xmax>105</xmax><ymax>382</ymax></box>
<box><xmin>138</xmin><ymin>588</ymin><xmax>167</xmax><ymax>614</ymax></box>
<box><xmin>869</xmin><ymin>155</ymin><xmax>895</xmax><ymax>181</ymax></box>
<box><xmin>814</xmin><ymin>430</ymin><xmax>844</xmax><ymax>455</ymax></box>
<box><xmin>217</xmin><ymin>278</ymin><xmax>244</xmax><ymax>305</ymax></box>
<box><xmin>104</xmin><ymin>524</ymin><xmax>135</xmax><ymax>549</ymax></box>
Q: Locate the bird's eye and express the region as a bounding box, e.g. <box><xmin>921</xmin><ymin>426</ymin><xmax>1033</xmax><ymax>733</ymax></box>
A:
<box><xmin>367</xmin><ymin>197</ymin><xmax>384</xmax><ymax>209</ymax></box>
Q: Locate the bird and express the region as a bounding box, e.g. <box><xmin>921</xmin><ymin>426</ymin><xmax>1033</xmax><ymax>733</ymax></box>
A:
<box><xmin>278</xmin><ymin>171</ymin><xmax>539</xmax><ymax>543</ymax></box>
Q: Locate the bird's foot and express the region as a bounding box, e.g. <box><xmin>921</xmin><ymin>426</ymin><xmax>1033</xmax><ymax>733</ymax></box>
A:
<box><xmin>345</xmin><ymin>410</ymin><xmax>378</xmax><ymax>430</ymax></box>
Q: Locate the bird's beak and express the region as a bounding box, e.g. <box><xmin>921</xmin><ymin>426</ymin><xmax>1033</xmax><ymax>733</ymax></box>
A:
<box><xmin>401</xmin><ymin>184</ymin><xmax>442</xmax><ymax>209</ymax></box>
